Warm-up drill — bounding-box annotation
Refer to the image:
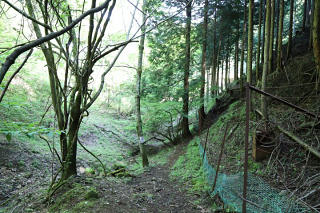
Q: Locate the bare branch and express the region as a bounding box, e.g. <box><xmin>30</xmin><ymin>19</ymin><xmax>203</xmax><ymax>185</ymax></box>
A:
<box><xmin>0</xmin><ymin>49</ymin><xmax>33</xmax><ymax>102</ymax></box>
<box><xmin>0</xmin><ymin>0</ymin><xmax>112</xmax><ymax>85</ymax></box>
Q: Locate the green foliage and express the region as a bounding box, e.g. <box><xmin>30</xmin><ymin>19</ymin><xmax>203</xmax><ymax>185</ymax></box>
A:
<box><xmin>49</xmin><ymin>182</ymin><xmax>99</xmax><ymax>213</ymax></box>
<box><xmin>142</xmin><ymin>100</ymin><xmax>181</xmax><ymax>133</ymax></box>
<box><xmin>170</xmin><ymin>138</ymin><xmax>209</xmax><ymax>193</ymax></box>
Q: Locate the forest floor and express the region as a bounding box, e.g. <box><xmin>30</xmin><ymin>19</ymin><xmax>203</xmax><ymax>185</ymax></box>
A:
<box><xmin>0</xmin><ymin>109</ymin><xmax>217</xmax><ymax>213</ymax></box>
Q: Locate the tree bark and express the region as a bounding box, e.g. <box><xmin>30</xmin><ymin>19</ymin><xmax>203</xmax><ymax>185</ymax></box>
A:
<box><xmin>302</xmin><ymin>0</ymin><xmax>307</xmax><ymax>31</ymax></box>
<box><xmin>261</xmin><ymin>0</ymin><xmax>271</xmax><ymax>120</ymax></box>
<box><xmin>276</xmin><ymin>0</ymin><xmax>284</xmax><ymax>72</ymax></box>
<box><xmin>313</xmin><ymin>0</ymin><xmax>320</xmax><ymax>90</ymax></box>
<box><xmin>199</xmin><ymin>0</ymin><xmax>208</xmax><ymax>130</ymax></box>
<box><xmin>136</xmin><ymin>0</ymin><xmax>149</xmax><ymax>167</ymax></box>
<box><xmin>261</xmin><ymin>0</ymin><xmax>266</xmax><ymax>64</ymax></box>
<box><xmin>268</xmin><ymin>0</ymin><xmax>275</xmax><ymax>72</ymax></box>
<box><xmin>235</xmin><ymin>20</ymin><xmax>240</xmax><ymax>81</ymax></box>
<box><xmin>287</xmin><ymin>0</ymin><xmax>294</xmax><ymax>59</ymax></box>
<box><xmin>247</xmin><ymin>0</ymin><xmax>253</xmax><ymax>84</ymax></box>
<box><xmin>240</xmin><ymin>0</ymin><xmax>247</xmax><ymax>93</ymax></box>
<box><xmin>211</xmin><ymin>7</ymin><xmax>217</xmax><ymax>97</ymax></box>
<box><xmin>256</xmin><ymin>0</ymin><xmax>263</xmax><ymax>82</ymax></box>
<box><xmin>309</xmin><ymin>0</ymin><xmax>314</xmax><ymax>49</ymax></box>
<box><xmin>182</xmin><ymin>0</ymin><xmax>192</xmax><ymax>137</ymax></box>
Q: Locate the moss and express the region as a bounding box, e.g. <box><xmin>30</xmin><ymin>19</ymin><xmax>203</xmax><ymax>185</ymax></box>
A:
<box><xmin>49</xmin><ymin>182</ymin><xmax>99</xmax><ymax>213</ymax></box>
<box><xmin>71</xmin><ymin>200</ymin><xmax>97</xmax><ymax>213</ymax></box>
<box><xmin>84</xmin><ymin>189</ymin><xmax>99</xmax><ymax>200</ymax></box>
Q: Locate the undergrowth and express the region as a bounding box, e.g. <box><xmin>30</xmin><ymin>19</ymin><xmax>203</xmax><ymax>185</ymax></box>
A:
<box><xmin>170</xmin><ymin>138</ymin><xmax>209</xmax><ymax>193</ymax></box>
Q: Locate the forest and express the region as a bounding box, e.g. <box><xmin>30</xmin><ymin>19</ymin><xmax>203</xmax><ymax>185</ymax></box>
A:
<box><xmin>0</xmin><ymin>0</ymin><xmax>319</xmax><ymax>212</ymax></box>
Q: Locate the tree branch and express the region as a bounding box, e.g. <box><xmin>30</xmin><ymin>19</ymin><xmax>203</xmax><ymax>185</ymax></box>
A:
<box><xmin>0</xmin><ymin>0</ymin><xmax>112</xmax><ymax>85</ymax></box>
<box><xmin>0</xmin><ymin>49</ymin><xmax>33</xmax><ymax>102</ymax></box>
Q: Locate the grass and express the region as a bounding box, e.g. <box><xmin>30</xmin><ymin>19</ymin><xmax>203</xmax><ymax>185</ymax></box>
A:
<box><xmin>130</xmin><ymin>147</ymin><xmax>175</xmax><ymax>176</ymax></box>
<box><xmin>170</xmin><ymin>138</ymin><xmax>209</xmax><ymax>193</ymax></box>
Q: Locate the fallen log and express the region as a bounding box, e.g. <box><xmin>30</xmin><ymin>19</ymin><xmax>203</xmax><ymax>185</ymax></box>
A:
<box><xmin>255</xmin><ymin>109</ymin><xmax>320</xmax><ymax>159</ymax></box>
<box><xmin>277</xmin><ymin>126</ymin><xmax>320</xmax><ymax>159</ymax></box>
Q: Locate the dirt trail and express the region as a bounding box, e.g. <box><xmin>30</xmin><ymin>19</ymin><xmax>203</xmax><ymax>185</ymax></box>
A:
<box><xmin>124</xmin><ymin>141</ymin><xmax>207</xmax><ymax>213</ymax></box>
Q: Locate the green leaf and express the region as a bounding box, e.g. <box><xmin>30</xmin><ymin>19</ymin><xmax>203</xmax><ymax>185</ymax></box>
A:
<box><xmin>6</xmin><ymin>133</ymin><xmax>12</xmax><ymax>142</ymax></box>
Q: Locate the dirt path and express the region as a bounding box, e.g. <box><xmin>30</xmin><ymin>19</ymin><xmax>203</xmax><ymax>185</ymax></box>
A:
<box><xmin>125</xmin><ymin>142</ymin><xmax>206</xmax><ymax>213</ymax></box>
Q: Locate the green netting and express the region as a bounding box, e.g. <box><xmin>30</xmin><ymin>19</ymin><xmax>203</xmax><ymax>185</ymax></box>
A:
<box><xmin>199</xmin><ymin>142</ymin><xmax>308</xmax><ymax>213</ymax></box>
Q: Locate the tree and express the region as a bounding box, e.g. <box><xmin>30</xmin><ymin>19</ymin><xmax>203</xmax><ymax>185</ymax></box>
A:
<box><xmin>247</xmin><ymin>0</ymin><xmax>253</xmax><ymax>84</ymax></box>
<box><xmin>268</xmin><ymin>0</ymin><xmax>275</xmax><ymax>71</ymax></box>
<box><xmin>2</xmin><ymin>0</ymin><xmax>137</xmax><ymax>182</ymax></box>
<box><xmin>256</xmin><ymin>0</ymin><xmax>263</xmax><ymax>82</ymax></box>
<box><xmin>276</xmin><ymin>0</ymin><xmax>284</xmax><ymax>72</ymax></box>
<box><xmin>261</xmin><ymin>0</ymin><xmax>271</xmax><ymax>120</ymax></box>
<box><xmin>136</xmin><ymin>0</ymin><xmax>149</xmax><ymax>167</ymax></box>
<box><xmin>240</xmin><ymin>0</ymin><xmax>247</xmax><ymax>92</ymax></box>
<box><xmin>182</xmin><ymin>0</ymin><xmax>193</xmax><ymax>137</ymax></box>
<box><xmin>287</xmin><ymin>0</ymin><xmax>294</xmax><ymax>59</ymax></box>
<box><xmin>313</xmin><ymin>0</ymin><xmax>320</xmax><ymax>90</ymax></box>
<box><xmin>211</xmin><ymin>5</ymin><xmax>218</xmax><ymax>97</ymax></box>
<box><xmin>199</xmin><ymin>0</ymin><xmax>209</xmax><ymax>130</ymax></box>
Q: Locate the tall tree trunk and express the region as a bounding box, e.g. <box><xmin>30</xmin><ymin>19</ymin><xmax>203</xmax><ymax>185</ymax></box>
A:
<box><xmin>268</xmin><ymin>0</ymin><xmax>275</xmax><ymax>72</ymax></box>
<box><xmin>182</xmin><ymin>0</ymin><xmax>192</xmax><ymax>137</ymax></box>
<box><xmin>309</xmin><ymin>0</ymin><xmax>314</xmax><ymax>49</ymax></box>
<box><xmin>225</xmin><ymin>50</ymin><xmax>229</xmax><ymax>89</ymax></box>
<box><xmin>199</xmin><ymin>0</ymin><xmax>208</xmax><ymax>130</ymax></box>
<box><xmin>136</xmin><ymin>0</ymin><xmax>149</xmax><ymax>167</ymax></box>
<box><xmin>302</xmin><ymin>0</ymin><xmax>307</xmax><ymax>31</ymax></box>
<box><xmin>247</xmin><ymin>0</ymin><xmax>253</xmax><ymax>85</ymax></box>
<box><xmin>313</xmin><ymin>0</ymin><xmax>320</xmax><ymax>90</ymax></box>
<box><xmin>221</xmin><ymin>58</ymin><xmax>224</xmax><ymax>91</ymax></box>
<box><xmin>287</xmin><ymin>0</ymin><xmax>294</xmax><ymax>59</ymax></box>
<box><xmin>276</xmin><ymin>0</ymin><xmax>284</xmax><ymax>72</ymax></box>
<box><xmin>235</xmin><ymin>15</ymin><xmax>240</xmax><ymax>82</ymax></box>
<box><xmin>26</xmin><ymin>0</ymin><xmax>71</xmax><ymax>178</ymax></box>
<box><xmin>216</xmin><ymin>60</ymin><xmax>220</xmax><ymax>94</ymax></box>
<box><xmin>240</xmin><ymin>0</ymin><xmax>247</xmax><ymax>93</ymax></box>
<box><xmin>216</xmin><ymin>37</ymin><xmax>222</xmax><ymax>95</ymax></box>
<box><xmin>256</xmin><ymin>0</ymin><xmax>263</xmax><ymax>82</ymax></box>
<box><xmin>262</xmin><ymin>0</ymin><xmax>271</xmax><ymax>121</ymax></box>
<box><xmin>211</xmin><ymin>7</ymin><xmax>217</xmax><ymax>97</ymax></box>
<box><xmin>262</xmin><ymin>0</ymin><xmax>266</xmax><ymax>64</ymax></box>
<box><xmin>306</xmin><ymin>0</ymin><xmax>311</xmax><ymax>27</ymax></box>
<box><xmin>275</xmin><ymin>0</ymin><xmax>280</xmax><ymax>60</ymax></box>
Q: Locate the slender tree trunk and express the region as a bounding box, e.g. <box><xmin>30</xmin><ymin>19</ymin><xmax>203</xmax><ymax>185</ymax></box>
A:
<box><xmin>256</xmin><ymin>0</ymin><xmax>263</xmax><ymax>82</ymax></box>
<box><xmin>262</xmin><ymin>0</ymin><xmax>266</xmax><ymax>64</ymax></box>
<box><xmin>303</xmin><ymin>0</ymin><xmax>307</xmax><ymax>31</ymax></box>
<box><xmin>247</xmin><ymin>0</ymin><xmax>253</xmax><ymax>85</ymax></box>
<box><xmin>313</xmin><ymin>0</ymin><xmax>320</xmax><ymax>90</ymax></box>
<box><xmin>182</xmin><ymin>0</ymin><xmax>192</xmax><ymax>137</ymax></box>
<box><xmin>276</xmin><ymin>0</ymin><xmax>284</xmax><ymax>72</ymax></box>
<box><xmin>307</xmin><ymin>0</ymin><xmax>311</xmax><ymax>27</ymax></box>
<box><xmin>235</xmin><ymin>32</ymin><xmax>239</xmax><ymax>81</ymax></box>
<box><xmin>216</xmin><ymin>60</ymin><xmax>220</xmax><ymax>94</ymax></box>
<box><xmin>216</xmin><ymin>37</ymin><xmax>222</xmax><ymax>95</ymax></box>
<box><xmin>309</xmin><ymin>0</ymin><xmax>314</xmax><ymax>49</ymax></box>
<box><xmin>199</xmin><ymin>0</ymin><xmax>208</xmax><ymax>129</ymax></box>
<box><xmin>240</xmin><ymin>0</ymin><xmax>247</xmax><ymax>93</ymax></box>
<box><xmin>136</xmin><ymin>0</ymin><xmax>149</xmax><ymax>167</ymax></box>
<box><xmin>287</xmin><ymin>0</ymin><xmax>294</xmax><ymax>59</ymax></box>
<box><xmin>221</xmin><ymin>58</ymin><xmax>224</xmax><ymax>91</ymax></box>
<box><xmin>262</xmin><ymin>0</ymin><xmax>271</xmax><ymax>121</ymax></box>
<box><xmin>275</xmin><ymin>0</ymin><xmax>280</xmax><ymax>60</ymax></box>
<box><xmin>211</xmin><ymin>7</ymin><xmax>217</xmax><ymax>97</ymax></box>
<box><xmin>268</xmin><ymin>0</ymin><xmax>275</xmax><ymax>72</ymax></box>
<box><xmin>225</xmin><ymin>50</ymin><xmax>229</xmax><ymax>89</ymax></box>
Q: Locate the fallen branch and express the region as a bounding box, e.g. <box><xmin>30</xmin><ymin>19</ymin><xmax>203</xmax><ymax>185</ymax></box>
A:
<box><xmin>255</xmin><ymin>109</ymin><xmax>320</xmax><ymax>159</ymax></box>
<box><xmin>277</xmin><ymin>126</ymin><xmax>320</xmax><ymax>159</ymax></box>
<box><xmin>78</xmin><ymin>139</ymin><xmax>107</xmax><ymax>176</ymax></box>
